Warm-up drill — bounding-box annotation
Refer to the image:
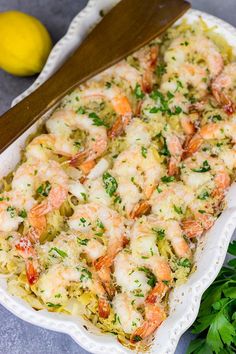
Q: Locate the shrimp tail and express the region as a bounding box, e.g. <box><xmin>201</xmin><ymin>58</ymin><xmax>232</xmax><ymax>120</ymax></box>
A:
<box><xmin>70</xmin><ymin>150</ymin><xmax>89</xmax><ymax>167</ymax></box>
<box><xmin>182</xmin><ymin>219</ymin><xmax>204</xmax><ymax>238</ymax></box>
<box><xmin>130</xmin><ymin>200</ymin><xmax>151</xmax><ymax>219</ymax></box>
<box><xmin>146</xmin><ymin>282</ymin><xmax>169</xmax><ymax>304</ymax></box>
<box><xmin>108</xmin><ymin>115</ymin><xmax>130</xmax><ymax>139</ymax></box>
<box><xmin>168</xmin><ymin>157</ymin><xmax>179</xmax><ymax>176</ymax></box>
<box><xmin>185</xmin><ymin>134</ymin><xmax>204</xmax><ymax>155</ymax></box>
<box><xmin>15</xmin><ymin>237</ymin><xmax>39</xmax><ymax>285</ymax></box>
<box><xmin>130</xmin><ymin>305</ymin><xmax>166</xmax><ymax>343</ymax></box>
<box><xmin>98</xmin><ymin>297</ymin><xmax>110</xmax><ymax>319</ymax></box>
<box><xmin>95</xmin><ymin>255</ymin><xmax>115</xmax><ymax>298</ymax></box>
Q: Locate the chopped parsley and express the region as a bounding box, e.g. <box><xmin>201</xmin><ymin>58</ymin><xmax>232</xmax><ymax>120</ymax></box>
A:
<box><xmin>6</xmin><ymin>206</ymin><xmax>16</xmax><ymax>218</ymax></box>
<box><xmin>161</xmin><ymin>175</ymin><xmax>175</xmax><ymax>183</ymax></box>
<box><xmin>198</xmin><ymin>191</ymin><xmax>209</xmax><ymax>200</ymax></box>
<box><xmin>134</xmin><ymin>84</ymin><xmax>145</xmax><ymax>99</ymax></box>
<box><xmin>18</xmin><ymin>209</ymin><xmax>27</xmax><ymax>218</ymax></box>
<box><xmin>76</xmin><ymin>106</ymin><xmax>86</xmax><ymax>114</ymax></box>
<box><xmin>46</xmin><ymin>302</ymin><xmax>61</xmax><ymax>308</ymax></box>
<box><xmin>77</xmin><ymin>238</ymin><xmax>89</xmax><ymax>246</ymax></box>
<box><xmin>152</xmin><ymin>228</ymin><xmax>165</xmax><ymax>240</ymax></box>
<box><xmin>37</xmin><ymin>181</ymin><xmax>51</xmax><ymax>197</ymax></box>
<box><xmin>78</xmin><ymin>267</ymin><xmax>92</xmax><ymax>282</ymax></box>
<box><xmin>49</xmin><ymin>247</ymin><xmax>68</xmax><ymax>258</ymax></box>
<box><xmin>138</xmin><ymin>267</ymin><xmax>157</xmax><ymax>288</ymax></box>
<box><xmin>132</xmin><ymin>335</ymin><xmax>142</xmax><ymax>342</ymax></box>
<box><xmin>173</xmin><ymin>205</ymin><xmax>183</xmax><ymax>215</ymax></box>
<box><xmin>141</xmin><ymin>146</ymin><xmax>147</xmax><ymax>158</ymax></box>
<box><xmin>105</xmin><ymin>81</ymin><xmax>112</xmax><ymax>89</ymax></box>
<box><xmin>192</xmin><ymin>160</ymin><xmax>211</xmax><ymax>173</ymax></box>
<box><xmin>88</xmin><ymin>112</ymin><xmax>108</xmax><ymax>127</ymax></box>
<box><xmin>103</xmin><ymin>172</ymin><xmax>118</xmax><ymax>197</ymax></box>
<box><xmin>178</xmin><ymin>258</ymin><xmax>191</xmax><ymax>268</ymax></box>
<box><xmin>156</xmin><ymin>63</ymin><xmax>167</xmax><ymax>77</ymax></box>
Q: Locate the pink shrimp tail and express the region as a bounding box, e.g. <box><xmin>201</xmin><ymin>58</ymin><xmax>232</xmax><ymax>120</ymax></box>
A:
<box><xmin>95</xmin><ymin>255</ymin><xmax>115</xmax><ymax>297</ymax></box>
<box><xmin>98</xmin><ymin>297</ymin><xmax>110</xmax><ymax>319</ymax></box>
<box><xmin>130</xmin><ymin>200</ymin><xmax>151</xmax><ymax>219</ymax></box>
<box><xmin>15</xmin><ymin>237</ymin><xmax>39</xmax><ymax>285</ymax></box>
<box><xmin>130</xmin><ymin>305</ymin><xmax>166</xmax><ymax>343</ymax></box>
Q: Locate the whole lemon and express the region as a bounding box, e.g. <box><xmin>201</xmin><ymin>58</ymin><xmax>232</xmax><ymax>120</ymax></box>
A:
<box><xmin>0</xmin><ymin>10</ymin><xmax>52</xmax><ymax>76</ymax></box>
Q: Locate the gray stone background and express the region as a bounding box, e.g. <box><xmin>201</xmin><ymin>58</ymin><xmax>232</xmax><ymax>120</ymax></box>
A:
<box><xmin>0</xmin><ymin>0</ymin><xmax>235</xmax><ymax>353</ymax></box>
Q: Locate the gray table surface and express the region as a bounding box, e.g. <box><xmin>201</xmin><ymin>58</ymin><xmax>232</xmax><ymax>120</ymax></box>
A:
<box><xmin>0</xmin><ymin>1</ymin><xmax>235</xmax><ymax>353</ymax></box>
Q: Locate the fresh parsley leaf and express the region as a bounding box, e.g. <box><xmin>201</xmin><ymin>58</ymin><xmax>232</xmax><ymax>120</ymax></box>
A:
<box><xmin>188</xmin><ymin>242</ymin><xmax>236</xmax><ymax>354</ymax></box>
<box><xmin>141</xmin><ymin>146</ymin><xmax>147</xmax><ymax>158</ymax></box>
<box><xmin>161</xmin><ymin>175</ymin><xmax>175</xmax><ymax>183</ymax></box>
<box><xmin>49</xmin><ymin>247</ymin><xmax>68</xmax><ymax>258</ymax></box>
<box><xmin>152</xmin><ymin>227</ymin><xmax>165</xmax><ymax>240</ymax></box>
<box><xmin>192</xmin><ymin>160</ymin><xmax>211</xmax><ymax>173</ymax></box>
<box><xmin>77</xmin><ymin>238</ymin><xmax>89</xmax><ymax>246</ymax></box>
<box><xmin>103</xmin><ymin>172</ymin><xmax>118</xmax><ymax>197</ymax></box>
<box><xmin>198</xmin><ymin>191</ymin><xmax>210</xmax><ymax>200</ymax></box>
<box><xmin>46</xmin><ymin>302</ymin><xmax>61</xmax><ymax>308</ymax></box>
<box><xmin>18</xmin><ymin>209</ymin><xmax>27</xmax><ymax>218</ymax></box>
<box><xmin>178</xmin><ymin>258</ymin><xmax>191</xmax><ymax>268</ymax></box>
<box><xmin>156</xmin><ymin>63</ymin><xmax>167</xmax><ymax>77</ymax></box>
<box><xmin>88</xmin><ymin>112</ymin><xmax>108</xmax><ymax>127</ymax></box>
<box><xmin>134</xmin><ymin>84</ymin><xmax>145</xmax><ymax>99</ymax></box>
<box><xmin>37</xmin><ymin>181</ymin><xmax>51</xmax><ymax>197</ymax></box>
<box><xmin>138</xmin><ymin>267</ymin><xmax>157</xmax><ymax>288</ymax></box>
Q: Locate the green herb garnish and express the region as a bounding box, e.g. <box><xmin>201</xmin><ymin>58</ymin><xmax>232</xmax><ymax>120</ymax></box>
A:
<box><xmin>103</xmin><ymin>172</ymin><xmax>118</xmax><ymax>197</ymax></box>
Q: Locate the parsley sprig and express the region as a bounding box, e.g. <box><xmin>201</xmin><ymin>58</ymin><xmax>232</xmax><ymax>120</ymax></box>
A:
<box><xmin>187</xmin><ymin>241</ymin><xmax>236</xmax><ymax>354</ymax></box>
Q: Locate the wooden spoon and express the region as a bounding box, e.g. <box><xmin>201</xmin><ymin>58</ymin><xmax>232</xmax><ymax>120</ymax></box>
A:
<box><xmin>0</xmin><ymin>0</ymin><xmax>190</xmax><ymax>153</ymax></box>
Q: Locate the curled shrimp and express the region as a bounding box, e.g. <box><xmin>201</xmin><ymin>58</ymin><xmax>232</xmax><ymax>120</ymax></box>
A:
<box><xmin>68</xmin><ymin>202</ymin><xmax>125</xmax><ymax>296</ymax></box>
<box><xmin>165</xmin><ymin>134</ymin><xmax>183</xmax><ymax>176</ymax></box>
<box><xmin>36</xmin><ymin>263</ymin><xmax>110</xmax><ymax>318</ymax></box>
<box><xmin>77</xmin><ymin>85</ymin><xmax>132</xmax><ymax>139</ymax></box>
<box><xmin>131</xmin><ymin>215</ymin><xmax>191</xmax><ymax>260</ymax></box>
<box><xmin>13</xmin><ymin>160</ymin><xmax>68</xmax><ymax>239</ymax></box>
<box><xmin>186</xmin><ymin>121</ymin><xmax>236</xmax><ymax>155</ymax></box>
<box><xmin>15</xmin><ymin>237</ymin><xmax>40</xmax><ymax>285</ymax></box>
<box><xmin>161</xmin><ymin>34</ymin><xmax>223</xmax><ymax>97</ymax></box>
<box><xmin>46</xmin><ymin>109</ymin><xmax>108</xmax><ymax>174</ymax></box>
<box><xmin>112</xmin><ymin>145</ymin><xmax>164</xmax><ymax>217</ymax></box>
<box><xmin>101</xmin><ymin>44</ymin><xmax>158</xmax><ymax>93</ymax></box>
<box><xmin>130</xmin><ymin>282</ymin><xmax>168</xmax><ymax>343</ymax></box>
<box><xmin>26</xmin><ymin>134</ymin><xmax>77</xmax><ymax>161</ymax></box>
<box><xmin>212</xmin><ymin>63</ymin><xmax>236</xmax><ymax>114</ymax></box>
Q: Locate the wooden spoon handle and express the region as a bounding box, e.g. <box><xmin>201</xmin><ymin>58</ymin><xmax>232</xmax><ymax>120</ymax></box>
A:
<box><xmin>0</xmin><ymin>0</ymin><xmax>190</xmax><ymax>153</ymax></box>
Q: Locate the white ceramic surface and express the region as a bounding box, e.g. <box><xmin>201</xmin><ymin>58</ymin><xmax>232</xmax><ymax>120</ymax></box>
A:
<box><xmin>1</xmin><ymin>2</ymin><xmax>236</xmax><ymax>353</ymax></box>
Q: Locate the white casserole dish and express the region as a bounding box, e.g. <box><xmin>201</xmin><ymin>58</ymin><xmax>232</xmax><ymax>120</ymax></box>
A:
<box><xmin>1</xmin><ymin>1</ymin><xmax>236</xmax><ymax>353</ymax></box>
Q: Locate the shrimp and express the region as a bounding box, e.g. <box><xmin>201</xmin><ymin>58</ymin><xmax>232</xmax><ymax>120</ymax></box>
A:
<box><xmin>26</xmin><ymin>134</ymin><xmax>77</xmax><ymax>161</ymax></box>
<box><xmin>161</xmin><ymin>34</ymin><xmax>223</xmax><ymax>97</ymax></box>
<box><xmin>13</xmin><ymin>160</ymin><xmax>68</xmax><ymax>238</ymax></box>
<box><xmin>46</xmin><ymin>109</ymin><xmax>108</xmax><ymax>174</ymax></box>
<box><xmin>114</xmin><ymin>252</ymin><xmax>154</xmax><ymax>307</ymax></box>
<box><xmin>212</xmin><ymin>63</ymin><xmax>236</xmax><ymax>114</ymax></box>
<box><xmin>165</xmin><ymin>134</ymin><xmax>183</xmax><ymax>176</ymax></box>
<box><xmin>181</xmin><ymin>152</ymin><xmax>230</xmax><ymax>189</ymax></box>
<box><xmin>36</xmin><ymin>263</ymin><xmax>110</xmax><ymax>318</ymax></box>
<box><xmin>0</xmin><ymin>199</ymin><xmax>24</xmax><ymax>232</ymax></box>
<box><xmin>68</xmin><ymin>202</ymin><xmax>125</xmax><ymax>296</ymax></box>
<box><xmin>100</xmin><ymin>44</ymin><xmax>158</xmax><ymax>93</ymax></box>
<box><xmin>130</xmin><ymin>282</ymin><xmax>168</xmax><ymax>343</ymax></box>
<box><xmin>132</xmin><ymin>216</ymin><xmax>191</xmax><ymax>259</ymax></box>
<box><xmin>112</xmin><ymin>145</ymin><xmax>164</xmax><ymax>217</ymax></box>
<box><xmin>112</xmin><ymin>293</ymin><xmax>143</xmax><ymax>334</ymax></box>
<box><xmin>76</xmin><ymin>85</ymin><xmax>132</xmax><ymax>139</ymax></box>
<box><xmin>186</xmin><ymin>121</ymin><xmax>236</xmax><ymax>155</ymax></box>
<box><xmin>150</xmin><ymin>181</ymin><xmax>195</xmax><ymax>221</ymax></box>
<box><xmin>15</xmin><ymin>237</ymin><xmax>40</xmax><ymax>285</ymax></box>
